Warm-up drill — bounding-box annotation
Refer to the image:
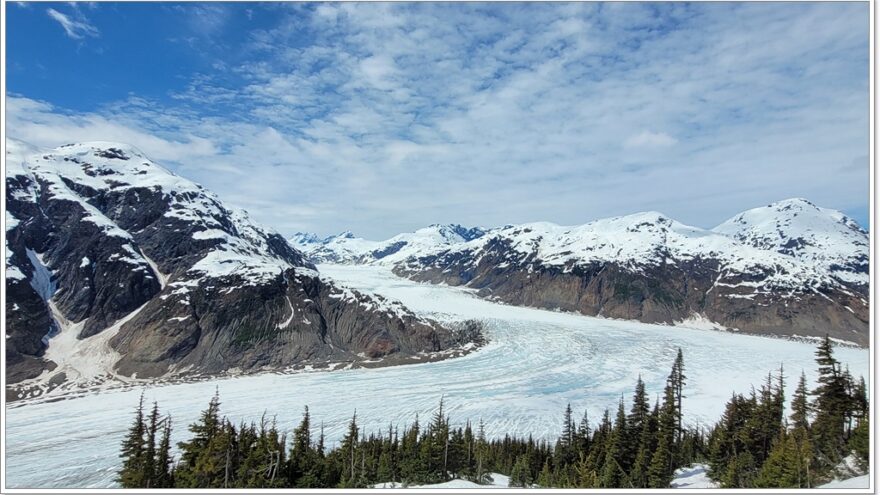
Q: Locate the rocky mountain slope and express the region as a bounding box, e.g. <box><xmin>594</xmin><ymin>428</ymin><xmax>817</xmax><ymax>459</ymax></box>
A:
<box><xmin>5</xmin><ymin>139</ymin><xmax>479</xmax><ymax>397</ymax></box>
<box><xmin>303</xmin><ymin>200</ymin><xmax>869</xmax><ymax>345</ymax></box>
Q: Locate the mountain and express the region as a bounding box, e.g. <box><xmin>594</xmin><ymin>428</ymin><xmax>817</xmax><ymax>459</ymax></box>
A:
<box><xmin>310</xmin><ymin>202</ymin><xmax>868</xmax><ymax>345</ymax></box>
<box><xmin>5</xmin><ymin>140</ymin><xmax>480</xmax><ymax>397</ymax></box>
<box><xmin>290</xmin><ymin>224</ymin><xmax>487</xmax><ymax>265</ymax></box>
<box><xmin>712</xmin><ymin>198</ymin><xmax>868</xmax><ymax>286</ymax></box>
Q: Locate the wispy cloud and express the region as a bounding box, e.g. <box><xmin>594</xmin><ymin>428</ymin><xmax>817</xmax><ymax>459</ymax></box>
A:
<box><xmin>46</xmin><ymin>6</ymin><xmax>98</xmax><ymax>39</ymax></box>
<box><xmin>625</xmin><ymin>131</ymin><xmax>678</xmax><ymax>149</ymax></box>
<box><xmin>9</xmin><ymin>3</ymin><xmax>870</xmax><ymax>238</ymax></box>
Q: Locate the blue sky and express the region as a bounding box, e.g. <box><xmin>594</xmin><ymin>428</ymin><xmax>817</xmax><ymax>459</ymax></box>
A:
<box><xmin>6</xmin><ymin>2</ymin><xmax>870</xmax><ymax>238</ymax></box>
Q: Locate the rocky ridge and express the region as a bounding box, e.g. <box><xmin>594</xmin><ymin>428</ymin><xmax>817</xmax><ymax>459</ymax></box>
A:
<box><xmin>5</xmin><ymin>139</ymin><xmax>479</xmax><ymax>399</ymax></box>
<box><xmin>296</xmin><ymin>200</ymin><xmax>869</xmax><ymax>345</ymax></box>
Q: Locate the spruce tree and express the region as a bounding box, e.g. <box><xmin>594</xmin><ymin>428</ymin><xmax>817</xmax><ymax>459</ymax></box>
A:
<box><xmin>810</xmin><ymin>335</ymin><xmax>849</xmax><ymax>466</ymax></box>
<box><xmin>289</xmin><ymin>406</ymin><xmax>318</xmax><ymax>487</ymax></box>
<box><xmin>338</xmin><ymin>412</ymin><xmax>362</xmax><ymax>487</ymax></box>
<box><xmin>155</xmin><ymin>415</ymin><xmax>174</xmax><ymax>488</ymax></box>
<box><xmin>791</xmin><ymin>372</ymin><xmax>810</xmax><ymax>431</ymax></box>
<box><xmin>143</xmin><ymin>401</ymin><xmax>160</xmax><ymax>487</ymax></box>
<box><xmin>118</xmin><ymin>392</ymin><xmax>147</xmax><ymax>487</ymax></box>
<box><xmin>600</xmin><ymin>397</ymin><xmax>629</xmax><ymax>488</ymax></box>
<box><xmin>175</xmin><ymin>391</ymin><xmax>223</xmax><ymax>487</ymax></box>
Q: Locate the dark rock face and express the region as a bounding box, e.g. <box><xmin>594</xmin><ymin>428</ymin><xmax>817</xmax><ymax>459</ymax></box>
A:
<box><xmin>394</xmin><ymin>219</ymin><xmax>869</xmax><ymax>346</ymax></box>
<box><xmin>109</xmin><ymin>269</ymin><xmax>454</xmax><ymax>378</ymax></box>
<box><xmin>5</xmin><ymin>140</ymin><xmax>475</xmax><ymax>391</ymax></box>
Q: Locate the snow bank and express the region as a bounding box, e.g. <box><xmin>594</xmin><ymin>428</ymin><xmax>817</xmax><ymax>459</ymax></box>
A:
<box><xmin>671</xmin><ymin>464</ymin><xmax>718</xmax><ymax>489</ymax></box>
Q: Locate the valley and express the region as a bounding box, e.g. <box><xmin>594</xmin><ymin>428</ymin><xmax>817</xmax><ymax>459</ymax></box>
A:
<box><xmin>4</xmin><ymin>264</ymin><xmax>869</xmax><ymax>488</ymax></box>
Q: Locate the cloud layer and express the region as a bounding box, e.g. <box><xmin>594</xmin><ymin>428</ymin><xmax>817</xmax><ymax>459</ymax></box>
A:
<box><xmin>7</xmin><ymin>2</ymin><xmax>870</xmax><ymax>238</ymax></box>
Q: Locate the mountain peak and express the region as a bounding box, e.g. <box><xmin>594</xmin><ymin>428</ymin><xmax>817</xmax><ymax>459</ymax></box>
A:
<box><xmin>767</xmin><ymin>197</ymin><xmax>817</xmax><ymax>209</ymax></box>
<box><xmin>712</xmin><ymin>198</ymin><xmax>868</xmax><ymax>284</ymax></box>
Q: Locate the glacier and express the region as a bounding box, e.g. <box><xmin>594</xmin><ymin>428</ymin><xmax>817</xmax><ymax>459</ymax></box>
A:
<box><xmin>4</xmin><ymin>264</ymin><xmax>869</xmax><ymax>488</ymax></box>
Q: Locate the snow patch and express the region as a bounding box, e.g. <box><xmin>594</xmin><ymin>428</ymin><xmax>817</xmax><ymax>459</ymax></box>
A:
<box><xmin>671</xmin><ymin>464</ymin><xmax>718</xmax><ymax>489</ymax></box>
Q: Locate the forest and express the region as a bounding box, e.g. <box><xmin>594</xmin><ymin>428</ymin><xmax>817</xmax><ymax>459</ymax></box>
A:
<box><xmin>117</xmin><ymin>336</ymin><xmax>868</xmax><ymax>488</ymax></box>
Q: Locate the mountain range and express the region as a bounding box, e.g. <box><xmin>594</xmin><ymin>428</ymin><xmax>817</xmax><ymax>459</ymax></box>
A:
<box><xmin>4</xmin><ymin>138</ymin><xmax>869</xmax><ymax>402</ymax></box>
<box><xmin>293</xmin><ymin>199</ymin><xmax>869</xmax><ymax>346</ymax></box>
<box><xmin>5</xmin><ymin>140</ymin><xmax>480</xmax><ymax>399</ymax></box>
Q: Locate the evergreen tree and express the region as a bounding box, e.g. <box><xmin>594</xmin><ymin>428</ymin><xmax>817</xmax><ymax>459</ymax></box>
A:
<box><xmin>337</xmin><ymin>412</ymin><xmax>362</xmax><ymax>487</ymax></box>
<box><xmin>791</xmin><ymin>372</ymin><xmax>810</xmax><ymax>431</ymax></box>
<box><xmin>575</xmin><ymin>409</ymin><xmax>591</xmax><ymax>454</ymax></box>
<box><xmin>155</xmin><ymin>415</ymin><xmax>174</xmax><ymax>488</ymax></box>
<box><xmin>143</xmin><ymin>401</ymin><xmax>160</xmax><ymax>487</ymax></box>
<box><xmin>509</xmin><ymin>455</ymin><xmax>531</xmax><ymax>487</ymax></box>
<box><xmin>289</xmin><ymin>406</ymin><xmax>320</xmax><ymax>487</ymax></box>
<box><xmin>810</xmin><ymin>335</ymin><xmax>850</xmax><ymax>466</ymax></box>
<box><xmin>175</xmin><ymin>391</ymin><xmax>224</xmax><ymax>487</ymax></box>
<box><xmin>118</xmin><ymin>392</ymin><xmax>147</xmax><ymax>487</ymax></box>
<box><xmin>600</xmin><ymin>397</ymin><xmax>629</xmax><ymax>488</ymax></box>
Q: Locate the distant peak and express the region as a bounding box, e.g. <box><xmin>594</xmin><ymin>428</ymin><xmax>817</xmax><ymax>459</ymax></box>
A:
<box><xmin>424</xmin><ymin>223</ymin><xmax>487</xmax><ymax>241</ymax></box>
<box><xmin>768</xmin><ymin>198</ymin><xmax>816</xmax><ymax>209</ymax></box>
<box><xmin>611</xmin><ymin>211</ymin><xmax>673</xmax><ymax>226</ymax></box>
<box><xmin>53</xmin><ymin>141</ymin><xmax>147</xmax><ymax>159</ymax></box>
<box><xmin>290</xmin><ymin>232</ymin><xmax>322</xmax><ymax>244</ymax></box>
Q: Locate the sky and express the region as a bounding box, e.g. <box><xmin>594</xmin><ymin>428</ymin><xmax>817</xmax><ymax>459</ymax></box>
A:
<box><xmin>5</xmin><ymin>2</ymin><xmax>870</xmax><ymax>239</ymax></box>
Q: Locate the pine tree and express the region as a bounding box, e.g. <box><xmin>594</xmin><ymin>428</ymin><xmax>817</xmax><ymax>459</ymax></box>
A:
<box><xmin>600</xmin><ymin>397</ymin><xmax>629</xmax><ymax>488</ymax></box>
<box><xmin>118</xmin><ymin>392</ymin><xmax>147</xmax><ymax>487</ymax></box>
<box><xmin>575</xmin><ymin>409</ymin><xmax>591</xmax><ymax>454</ymax></box>
<box><xmin>155</xmin><ymin>415</ymin><xmax>174</xmax><ymax>488</ymax></box>
<box><xmin>558</xmin><ymin>403</ymin><xmax>575</xmax><ymax>463</ymax></box>
<box><xmin>289</xmin><ymin>406</ymin><xmax>319</xmax><ymax>487</ymax></box>
<box><xmin>791</xmin><ymin>372</ymin><xmax>810</xmax><ymax>431</ymax></box>
<box><xmin>337</xmin><ymin>412</ymin><xmax>362</xmax><ymax>487</ymax></box>
<box><xmin>175</xmin><ymin>391</ymin><xmax>224</xmax><ymax>487</ymax></box>
<box><xmin>671</xmin><ymin>349</ymin><xmax>686</xmax><ymax>448</ymax></box>
<box><xmin>510</xmin><ymin>455</ymin><xmax>531</xmax><ymax>487</ymax></box>
<box><xmin>848</xmin><ymin>377</ymin><xmax>869</xmax><ymax>468</ymax></box>
<box><xmin>626</xmin><ymin>376</ymin><xmax>650</xmax><ymax>469</ymax></box>
<box><xmin>143</xmin><ymin>401</ymin><xmax>160</xmax><ymax>487</ymax></box>
<box><xmin>810</xmin><ymin>335</ymin><xmax>849</xmax><ymax>467</ymax></box>
<box><xmin>537</xmin><ymin>460</ymin><xmax>553</xmax><ymax>487</ymax></box>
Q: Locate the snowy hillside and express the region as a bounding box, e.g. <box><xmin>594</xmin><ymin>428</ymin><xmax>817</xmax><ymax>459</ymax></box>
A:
<box><xmin>306</xmin><ymin>202</ymin><xmax>868</xmax><ymax>345</ymax></box>
<box><xmin>8</xmin><ymin>140</ymin><xmax>312</xmax><ymax>287</ymax></box>
<box><xmin>5</xmin><ymin>139</ymin><xmax>478</xmax><ymax>398</ymax></box>
<box><xmin>713</xmin><ymin>198</ymin><xmax>868</xmax><ymax>286</ymax></box>
<box><xmin>291</xmin><ymin>224</ymin><xmax>486</xmax><ymax>264</ymax></box>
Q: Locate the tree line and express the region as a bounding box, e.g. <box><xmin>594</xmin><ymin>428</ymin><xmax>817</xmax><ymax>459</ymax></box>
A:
<box><xmin>118</xmin><ymin>337</ymin><xmax>868</xmax><ymax>488</ymax></box>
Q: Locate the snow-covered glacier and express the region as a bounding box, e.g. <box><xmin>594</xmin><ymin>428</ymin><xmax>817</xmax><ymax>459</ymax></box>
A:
<box><xmin>4</xmin><ymin>264</ymin><xmax>869</xmax><ymax>488</ymax></box>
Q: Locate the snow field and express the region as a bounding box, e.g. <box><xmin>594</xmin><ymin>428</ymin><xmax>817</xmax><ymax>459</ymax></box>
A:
<box><xmin>4</xmin><ymin>264</ymin><xmax>869</xmax><ymax>488</ymax></box>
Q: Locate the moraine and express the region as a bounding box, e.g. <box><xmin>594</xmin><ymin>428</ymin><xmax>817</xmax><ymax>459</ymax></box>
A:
<box><xmin>4</xmin><ymin>264</ymin><xmax>869</xmax><ymax>488</ymax></box>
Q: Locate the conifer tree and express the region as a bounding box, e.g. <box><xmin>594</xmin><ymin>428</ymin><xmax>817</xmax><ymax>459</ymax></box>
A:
<box><xmin>791</xmin><ymin>372</ymin><xmax>810</xmax><ymax>431</ymax></box>
<box><xmin>118</xmin><ymin>392</ymin><xmax>147</xmax><ymax>487</ymax></box>
<box><xmin>575</xmin><ymin>410</ymin><xmax>591</xmax><ymax>454</ymax></box>
<box><xmin>626</xmin><ymin>376</ymin><xmax>650</xmax><ymax>468</ymax></box>
<box><xmin>337</xmin><ymin>412</ymin><xmax>362</xmax><ymax>487</ymax></box>
<box><xmin>510</xmin><ymin>455</ymin><xmax>531</xmax><ymax>487</ymax></box>
<box><xmin>810</xmin><ymin>335</ymin><xmax>850</xmax><ymax>466</ymax></box>
<box><xmin>600</xmin><ymin>397</ymin><xmax>629</xmax><ymax>488</ymax></box>
<box><xmin>175</xmin><ymin>391</ymin><xmax>224</xmax><ymax>487</ymax></box>
<box><xmin>155</xmin><ymin>415</ymin><xmax>174</xmax><ymax>488</ymax></box>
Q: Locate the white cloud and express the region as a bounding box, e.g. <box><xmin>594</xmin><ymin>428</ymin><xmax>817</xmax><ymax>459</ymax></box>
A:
<box><xmin>624</xmin><ymin>131</ymin><xmax>678</xmax><ymax>149</ymax></box>
<box><xmin>8</xmin><ymin>3</ymin><xmax>870</xmax><ymax>238</ymax></box>
<box><xmin>46</xmin><ymin>7</ymin><xmax>98</xmax><ymax>39</ymax></box>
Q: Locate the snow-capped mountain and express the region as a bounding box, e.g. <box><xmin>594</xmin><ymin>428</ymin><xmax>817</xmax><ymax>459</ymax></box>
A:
<box><xmin>712</xmin><ymin>198</ymin><xmax>868</xmax><ymax>286</ymax></box>
<box><xmin>307</xmin><ymin>202</ymin><xmax>868</xmax><ymax>345</ymax></box>
<box><xmin>290</xmin><ymin>224</ymin><xmax>487</xmax><ymax>265</ymax></box>
<box><xmin>5</xmin><ymin>139</ymin><xmax>478</xmax><ymax>396</ymax></box>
